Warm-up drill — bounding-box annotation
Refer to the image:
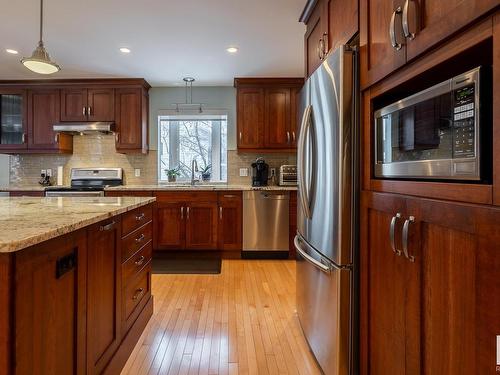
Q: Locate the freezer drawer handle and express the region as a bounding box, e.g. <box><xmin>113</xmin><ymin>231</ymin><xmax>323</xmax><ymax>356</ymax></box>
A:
<box><xmin>390</xmin><ymin>213</ymin><xmax>402</xmax><ymax>256</ymax></box>
<box><xmin>294</xmin><ymin>236</ymin><xmax>331</xmax><ymax>274</ymax></box>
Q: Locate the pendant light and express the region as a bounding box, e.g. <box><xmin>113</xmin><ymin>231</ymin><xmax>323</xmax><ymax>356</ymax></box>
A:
<box><xmin>21</xmin><ymin>0</ymin><xmax>60</xmax><ymax>74</ymax></box>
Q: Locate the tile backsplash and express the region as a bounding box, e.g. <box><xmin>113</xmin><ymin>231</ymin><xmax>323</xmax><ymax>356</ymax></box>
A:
<box><xmin>8</xmin><ymin>135</ymin><xmax>296</xmax><ymax>186</ymax></box>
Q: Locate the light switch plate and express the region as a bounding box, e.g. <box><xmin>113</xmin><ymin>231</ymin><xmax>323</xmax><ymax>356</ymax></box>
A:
<box><xmin>134</xmin><ymin>168</ymin><xmax>141</xmax><ymax>177</ymax></box>
<box><xmin>41</xmin><ymin>169</ymin><xmax>46</xmax><ymax>176</ymax></box>
<box><xmin>239</xmin><ymin>168</ymin><xmax>248</xmax><ymax>177</ymax></box>
<box><xmin>46</xmin><ymin>169</ymin><xmax>52</xmax><ymax>177</ymax></box>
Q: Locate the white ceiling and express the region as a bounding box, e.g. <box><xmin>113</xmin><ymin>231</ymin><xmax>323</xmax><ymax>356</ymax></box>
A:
<box><xmin>0</xmin><ymin>0</ymin><xmax>306</xmax><ymax>86</ymax></box>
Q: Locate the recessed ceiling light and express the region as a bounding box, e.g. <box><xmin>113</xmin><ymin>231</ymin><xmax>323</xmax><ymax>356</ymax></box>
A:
<box><xmin>226</xmin><ymin>47</ymin><xmax>239</xmax><ymax>54</ymax></box>
<box><xmin>120</xmin><ymin>47</ymin><xmax>131</xmax><ymax>53</ymax></box>
<box><xmin>6</xmin><ymin>49</ymin><xmax>18</xmax><ymax>55</ymax></box>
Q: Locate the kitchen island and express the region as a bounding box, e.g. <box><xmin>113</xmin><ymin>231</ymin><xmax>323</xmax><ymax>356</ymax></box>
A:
<box><xmin>0</xmin><ymin>196</ymin><xmax>155</xmax><ymax>375</ymax></box>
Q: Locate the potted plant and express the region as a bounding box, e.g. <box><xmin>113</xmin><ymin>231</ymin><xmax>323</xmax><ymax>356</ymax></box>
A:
<box><xmin>165</xmin><ymin>166</ymin><xmax>181</xmax><ymax>183</ymax></box>
<box><xmin>200</xmin><ymin>164</ymin><xmax>212</xmax><ymax>182</ymax></box>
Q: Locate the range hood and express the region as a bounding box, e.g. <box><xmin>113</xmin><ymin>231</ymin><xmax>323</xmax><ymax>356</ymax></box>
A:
<box><xmin>53</xmin><ymin>122</ymin><xmax>115</xmax><ymax>135</ymax></box>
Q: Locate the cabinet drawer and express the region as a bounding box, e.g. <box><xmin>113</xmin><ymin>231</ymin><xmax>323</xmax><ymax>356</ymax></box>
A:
<box><xmin>122</xmin><ymin>205</ymin><xmax>152</xmax><ymax>236</ymax></box>
<box><xmin>123</xmin><ymin>262</ymin><xmax>151</xmax><ymax>329</ymax></box>
<box><xmin>122</xmin><ymin>242</ymin><xmax>152</xmax><ymax>284</ymax></box>
<box><xmin>218</xmin><ymin>191</ymin><xmax>242</xmax><ymax>202</ymax></box>
<box><xmin>122</xmin><ymin>222</ymin><xmax>152</xmax><ymax>262</ymax></box>
<box><xmin>155</xmin><ymin>191</ymin><xmax>218</xmax><ymax>202</ymax></box>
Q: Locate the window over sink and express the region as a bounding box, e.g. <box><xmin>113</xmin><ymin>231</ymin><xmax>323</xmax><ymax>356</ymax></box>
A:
<box><xmin>158</xmin><ymin>112</ymin><xmax>228</xmax><ymax>183</ymax></box>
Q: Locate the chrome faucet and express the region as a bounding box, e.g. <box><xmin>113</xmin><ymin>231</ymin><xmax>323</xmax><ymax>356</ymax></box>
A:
<box><xmin>191</xmin><ymin>159</ymin><xmax>199</xmax><ymax>186</ymax></box>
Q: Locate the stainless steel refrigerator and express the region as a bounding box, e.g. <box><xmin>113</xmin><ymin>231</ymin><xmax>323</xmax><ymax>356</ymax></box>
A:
<box><xmin>295</xmin><ymin>45</ymin><xmax>358</xmax><ymax>375</ymax></box>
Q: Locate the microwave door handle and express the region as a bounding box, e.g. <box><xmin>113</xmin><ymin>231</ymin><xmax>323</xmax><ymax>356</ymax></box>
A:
<box><xmin>298</xmin><ymin>105</ymin><xmax>312</xmax><ymax>219</ymax></box>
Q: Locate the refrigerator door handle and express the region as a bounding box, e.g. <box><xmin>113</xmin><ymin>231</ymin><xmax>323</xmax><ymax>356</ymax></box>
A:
<box><xmin>294</xmin><ymin>235</ymin><xmax>331</xmax><ymax>274</ymax></box>
<box><xmin>298</xmin><ymin>105</ymin><xmax>312</xmax><ymax>219</ymax></box>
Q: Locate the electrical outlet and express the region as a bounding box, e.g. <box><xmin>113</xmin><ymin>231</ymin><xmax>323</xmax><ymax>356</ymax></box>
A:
<box><xmin>41</xmin><ymin>169</ymin><xmax>46</xmax><ymax>177</ymax></box>
<box><xmin>270</xmin><ymin>168</ymin><xmax>276</xmax><ymax>177</ymax></box>
<box><xmin>134</xmin><ymin>168</ymin><xmax>141</xmax><ymax>177</ymax></box>
<box><xmin>46</xmin><ymin>169</ymin><xmax>52</xmax><ymax>177</ymax></box>
<box><xmin>239</xmin><ymin>168</ymin><xmax>248</xmax><ymax>177</ymax></box>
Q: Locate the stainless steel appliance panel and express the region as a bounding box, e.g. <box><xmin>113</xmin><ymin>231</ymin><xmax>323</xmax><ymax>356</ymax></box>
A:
<box><xmin>295</xmin><ymin>234</ymin><xmax>352</xmax><ymax>375</ymax></box>
<box><xmin>298</xmin><ymin>47</ymin><xmax>355</xmax><ymax>266</ymax></box>
<box><xmin>45</xmin><ymin>190</ymin><xmax>104</xmax><ymax>197</ymax></box>
<box><xmin>242</xmin><ymin>191</ymin><xmax>289</xmax><ymax>251</ymax></box>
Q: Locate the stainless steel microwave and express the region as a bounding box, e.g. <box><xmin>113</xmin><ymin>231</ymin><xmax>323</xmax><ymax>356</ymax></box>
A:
<box><xmin>374</xmin><ymin>67</ymin><xmax>491</xmax><ymax>181</ymax></box>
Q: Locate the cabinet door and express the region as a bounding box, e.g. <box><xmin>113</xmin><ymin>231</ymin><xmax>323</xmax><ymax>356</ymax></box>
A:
<box><xmin>27</xmin><ymin>89</ymin><xmax>70</xmax><ymax>151</ymax></box>
<box><xmin>406</xmin><ymin>0</ymin><xmax>499</xmax><ymax>61</ymax></box>
<box><xmin>154</xmin><ymin>202</ymin><xmax>185</xmax><ymax>250</ymax></box>
<box><xmin>305</xmin><ymin>0</ymin><xmax>327</xmax><ymax>77</ymax></box>
<box><xmin>237</xmin><ymin>87</ymin><xmax>264</xmax><ymax>149</ymax></box>
<box><xmin>325</xmin><ymin>0</ymin><xmax>358</xmax><ymax>52</ymax></box>
<box><xmin>15</xmin><ymin>232</ymin><xmax>87</xmax><ymax>375</ymax></box>
<box><xmin>0</xmin><ymin>90</ymin><xmax>28</xmax><ymax>150</ymax></box>
<box><xmin>405</xmin><ymin>197</ymin><xmax>500</xmax><ymax>375</ymax></box>
<box><xmin>360</xmin><ymin>0</ymin><xmax>406</xmax><ymax>88</ymax></box>
<box><xmin>87</xmin><ymin>219</ymin><xmax>121</xmax><ymax>374</ymax></box>
<box><xmin>360</xmin><ymin>192</ymin><xmax>411</xmax><ymax>375</ymax></box>
<box><xmin>115</xmin><ymin>88</ymin><xmax>144</xmax><ymax>152</ymax></box>
<box><xmin>185</xmin><ymin>202</ymin><xmax>218</xmax><ymax>250</ymax></box>
<box><xmin>264</xmin><ymin>88</ymin><xmax>291</xmax><ymax>148</ymax></box>
<box><xmin>87</xmin><ymin>88</ymin><xmax>114</xmax><ymax>121</ymax></box>
<box><xmin>218</xmin><ymin>193</ymin><xmax>242</xmax><ymax>251</ymax></box>
<box><xmin>61</xmin><ymin>88</ymin><xmax>88</xmax><ymax>121</ymax></box>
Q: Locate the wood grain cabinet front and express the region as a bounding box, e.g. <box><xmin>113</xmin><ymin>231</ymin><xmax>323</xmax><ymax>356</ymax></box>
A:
<box><xmin>121</xmin><ymin>222</ymin><xmax>153</xmax><ymax>262</ymax></box>
<box><xmin>217</xmin><ymin>192</ymin><xmax>243</xmax><ymax>251</ymax></box>
<box><xmin>360</xmin><ymin>191</ymin><xmax>500</xmax><ymax>374</ymax></box>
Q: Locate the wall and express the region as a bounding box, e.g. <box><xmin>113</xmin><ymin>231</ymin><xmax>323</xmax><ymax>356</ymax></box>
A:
<box><xmin>7</xmin><ymin>86</ymin><xmax>296</xmax><ymax>186</ymax></box>
<box><xmin>0</xmin><ymin>155</ymin><xmax>9</xmax><ymax>186</ymax></box>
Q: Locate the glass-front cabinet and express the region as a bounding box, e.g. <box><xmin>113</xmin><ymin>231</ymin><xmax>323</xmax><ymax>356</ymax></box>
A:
<box><xmin>0</xmin><ymin>90</ymin><xmax>27</xmax><ymax>150</ymax></box>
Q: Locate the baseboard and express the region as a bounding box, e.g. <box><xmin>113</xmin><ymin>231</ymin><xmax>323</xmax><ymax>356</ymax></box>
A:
<box><xmin>103</xmin><ymin>296</ymin><xmax>153</xmax><ymax>375</ymax></box>
<box><xmin>241</xmin><ymin>251</ymin><xmax>290</xmax><ymax>259</ymax></box>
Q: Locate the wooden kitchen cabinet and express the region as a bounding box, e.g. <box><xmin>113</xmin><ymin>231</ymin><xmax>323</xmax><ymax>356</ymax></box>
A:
<box><xmin>235</xmin><ymin>78</ymin><xmax>303</xmax><ymax>152</ymax></box>
<box><xmin>185</xmin><ymin>201</ymin><xmax>219</xmax><ymax>250</ymax></box>
<box><xmin>61</xmin><ymin>88</ymin><xmax>114</xmax><ymax>122</ymax></box>
<box><xmin>360</xmin><ymin>191</ymin><xmax>500</xmax><ymax>374</ymax></box>
<box><xmin>405</xmin><ymin>0</ymin><xmax>499</xmax><ymax>61</ymax></box>
<box><xmin>301</xmin><ymin>0</ymin><xmax>358</xmax><ymax>77</ymax></box>
<box><xmin>359</xmin><ymin>0</ymin><xmax>407</xmax><ymax>88</ymax></box>
<box><xmin>154</xmin><ymin>201</ymin><xmax>186</xmax><ymax>250</ymax></box>
<box><xmin>236</xmin><ymin>87</ymin><xmax>265</xmax><ymax>149</ymax></box>
<box><xmin>14</xmin><ymin>231</ymin><xmax>87</xmax><ymax>375</ymax></box>
<box><xmin>27</xmin><ymin>89</ymin><xmax>72</xmax><ymax>153</ymax></box>
<box><xmin>0</xmin><ymin>89</ymin><xmax>28</xmax><ymax>151</ymax></box>
<box><xmin>115</xmin><ymin>88</ymin><xmax>148</xmax><ymax>154</ymax></box>
<box><xmin>86</xmin><ymin>218</ymin><xmax>122</xmax><ymax>375</ymax></box>
<box><xmin>218</xmin><ymin>192</ymin><xmax>243</xmax><ymax>251</ymax></box>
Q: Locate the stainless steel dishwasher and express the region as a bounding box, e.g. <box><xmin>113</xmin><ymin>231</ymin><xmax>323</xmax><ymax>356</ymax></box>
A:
<box><xmin>242</xmin><ymin>190</ymin><xmax>289</xmax><ymax>258</ymax></box>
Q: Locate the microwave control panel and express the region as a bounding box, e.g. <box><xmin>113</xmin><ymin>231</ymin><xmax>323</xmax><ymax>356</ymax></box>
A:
<box><xmin>452</xmin><ymin>84</ymin><xmax>475</xmax><ymax>158</ymax></box>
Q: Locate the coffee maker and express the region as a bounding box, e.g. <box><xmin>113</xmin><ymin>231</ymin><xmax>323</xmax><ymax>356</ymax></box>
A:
<box><xmin>251</xmin><ymin>157</ymin><xmax>269</xmax><ymax>187</ymax></box>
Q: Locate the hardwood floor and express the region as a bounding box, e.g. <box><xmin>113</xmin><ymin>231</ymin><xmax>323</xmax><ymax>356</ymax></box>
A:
<box><xmin>121</xmin><ymin>260</ymin><xmax>322</xmax><ymax>375</ymax></box>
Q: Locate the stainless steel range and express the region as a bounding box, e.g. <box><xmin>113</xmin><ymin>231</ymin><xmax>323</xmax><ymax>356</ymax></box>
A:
<box><xmin>45</xmin><ymin>168</ymin><xmax>123</xmax><ymax>197</ymax></box>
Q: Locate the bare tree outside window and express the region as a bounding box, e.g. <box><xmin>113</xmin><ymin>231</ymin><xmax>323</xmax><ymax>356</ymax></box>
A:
<box><xmin>158</xmin><ymin>114</ymin><xmax>228</xmax><ymax>182</ymax></box>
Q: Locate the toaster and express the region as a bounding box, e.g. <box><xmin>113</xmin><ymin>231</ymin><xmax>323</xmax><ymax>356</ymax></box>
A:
<box><xmin>279</xmin><ymin>165</ymin><xmax>297</xmax><ymax>186</ymax></box>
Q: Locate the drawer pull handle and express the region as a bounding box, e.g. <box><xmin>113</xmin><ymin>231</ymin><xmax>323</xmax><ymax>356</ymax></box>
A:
<box><xmin>134</xmin><ymin>255</ymin><xmax>145</xmax><ymax>266</ymax></box>
<box><xmin>135</xmin><ymin>234</ymin><xmax>145</xmax><ymax>243</ymax></box>
<box><xmin>219</xmin><ymin>206</ymin><xmax>223</xmax><ymax>220</ymax></box>
<box><xmin>132</xmin><ymin>288</ymin><xmax>145</xmax><ymax>300</ymax></box>
<box><xmin>223</xmin><ymin>194</ymin><xmax>237</xmax><ymax>198</ymax></box>
<box><xmin>99</xmin><ymin>221</ymin><xmax>115</xmax><ymax>232</ymax></box>
<box><xmin>390</xmin><ymin>7</ymin><xmax>403</xmax><ymax>51</ymax></box>
<box><xmin>135</xmin><ymin>213</ymin><xmax>145</xmax><ymax>221</ymax></box>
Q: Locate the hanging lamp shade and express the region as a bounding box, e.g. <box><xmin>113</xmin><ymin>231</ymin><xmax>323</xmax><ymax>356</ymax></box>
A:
<box><xmin>21</xmin><ymin>41</ymin><xmax>60</xmax><ymax>74</ymax></box>
<box><xmin>21</xmin><ymin>0</ymin><xmax>61</xmax><ymax>74</ymax></box>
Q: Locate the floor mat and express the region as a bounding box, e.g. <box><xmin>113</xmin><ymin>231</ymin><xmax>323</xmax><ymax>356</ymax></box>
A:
<box><xmin>152</xmin><ymin>252</ymin><xmax>222</xmax><ymax>274</ymax></box>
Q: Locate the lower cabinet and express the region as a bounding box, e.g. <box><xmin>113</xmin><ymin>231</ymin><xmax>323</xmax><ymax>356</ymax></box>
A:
<box><xmin>14</xmin><ymin>231</ymin><xmax>87</xmax><ymax>375</ymax></box>
<box><xmin>218</xmin><ymin>192</ymin><xmax>243</xmax><ymax>251</ymax></box>
<box><xmin>185</xmin><ymin>201</ymin><xmax>219</xmax><ymax>249</ymax></box>
<box><xmin>360</xmin><ymin>191</ymin><xmax>500</xmax><ymax>375</ymax></box>
<box><xmin>86</xmin><ymin>219</ymin><xmax>122</xmax><ymax>375</ymax></box>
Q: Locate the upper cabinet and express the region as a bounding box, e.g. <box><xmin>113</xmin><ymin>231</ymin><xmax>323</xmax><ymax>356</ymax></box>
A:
<box><xmin>359</xmin><ymin>0</ymin><xmax>500</xmax><ymax>87</ymax></box>
<box><xmin>0</xmin><ymin>79</ymin><xmax>150</xmax><ymax>154</ymax></box>
<box><xmin>234</xmin><ymin>78</ymin><xmax>303</xmax><ymax>152</ymax></box>
<box><xmin>300</xmin><ymin>0</ymin><xmax>359</xmax><ymax>77</ymax></box>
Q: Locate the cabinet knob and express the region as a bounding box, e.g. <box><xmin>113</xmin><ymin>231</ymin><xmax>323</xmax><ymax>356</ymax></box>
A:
<box><xmin>390</xmin><ymin>7</ymin><xmax>403</xmax><ymax>50</ymax></box>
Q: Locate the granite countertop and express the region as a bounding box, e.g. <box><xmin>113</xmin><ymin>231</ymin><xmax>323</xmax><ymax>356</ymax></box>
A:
<box><xmin>104</xmin><ymin>184</ymin><xmax>298</xmax><ymax>191</ymax></box>
<box><xmin>0</xmin><ymin>196</ymin><xmax>156</xmax><ymax>253</ymax></box>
